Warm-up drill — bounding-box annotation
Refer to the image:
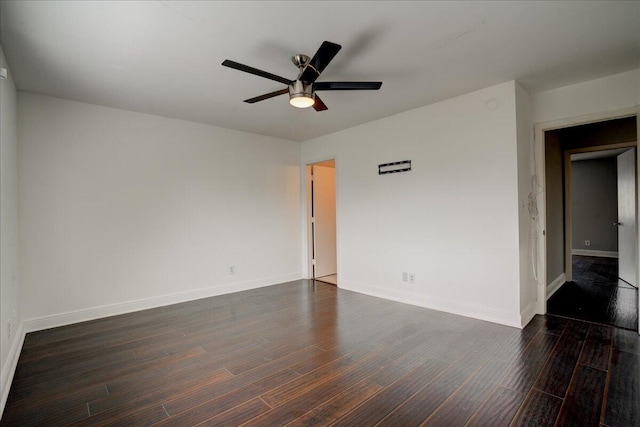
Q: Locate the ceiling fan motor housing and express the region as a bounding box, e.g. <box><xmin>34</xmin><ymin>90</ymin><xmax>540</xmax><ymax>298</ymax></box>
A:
<box><xmin>289</xmin><ymin>80</ymin><xmax>314</xmax><ymax>101</ymax></box>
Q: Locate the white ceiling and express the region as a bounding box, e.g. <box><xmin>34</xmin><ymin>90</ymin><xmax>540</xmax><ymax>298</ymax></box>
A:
<box><xmin>1</xmin><ymin>1</ymin><xmax>638</xmax><ymax>142</ymax></box>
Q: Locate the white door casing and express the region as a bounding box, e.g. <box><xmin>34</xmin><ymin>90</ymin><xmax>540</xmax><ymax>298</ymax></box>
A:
<box><xmin>533</xmin><ymin>107</ymin><xmax>639</xmax><ymax>316</ymax></box>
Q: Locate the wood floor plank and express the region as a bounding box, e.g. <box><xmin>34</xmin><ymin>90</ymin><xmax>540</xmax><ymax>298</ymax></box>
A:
<box><xmin>194</xmin><ymin>397</ymin><xmax>272</xmax><ymax>427</ymax></box>
<box><xmin>607</xmin><ymin>285</ymin><xmax>639</xmax><ymax>330</ymax></box>
<box><xmin>1</xmin><ymin>383</ymin><xmax>108</xmax><ymax>425</ymax></box>
<box><xmin>14</xmin><ymin>347</ymin><xmax>137</xmax><ymax>382</ymax></box>
<box><xmin>604</xmin><ymin>350</ymin><xmax>640</xmax><ymax>427</ymax></box>
<box><xmin>86</xmin><ymin>368</ymin><xmax>234</xmax><ymax>420</ymax></box>
<box><xmin>556</xmin><ymin>364</ymin><xmax>607</xmax><ymax>427</ymax></box>
<box><xmin>9</xmin><ymin>348</ymin><xmax>170</xmax><ymax>406</ymax></box>
<box><xmin>285</xmin><ymin>380</ymin><xmax>383</xmax><ymax>427</ymax></box>
<box><xmin>18</xmin><ymin>330</ymin><xmax>186</xmax><ymax>377</ymax></box>
<box><xmin>579</xmin><ymin>324</ymin><xmax>612</xmax><ymax>371</ymax></box>
<box><xmin>0</xmin><ymin>401</ymin><xmax>89</xmax><ymax>426</ymax></box>
<box><xmin>533</xmin><ymin>319</ymin><xmax>589</xmax><ymax>398</ymax></box>
<box><xmin>223</xmin><ymin>354</ymin><xmax>275</xmax><ymax>376</ymax></box>
<box><xmin>613</xmin><ymin>326</ymin><xmax>640</xmax><ymax>355</ymax></box>
<box><xmin>260</xmin><ymin>347</ymin><xmax>378</xmax><ymax>407</ymax></box>
<box><xmin>420</xmin><ymin>359</ymin><xmax>509</xmax><ymax>425</ymax></box>
<box><xmin>102</xmin><ymin>347</ymin><xmax>213</xmax><ymax>396</ymax></box>
<box><xmin>500</xmin><ymin>331</ymin><xmax>559</xmax><ymax>394</ymax></box>
<box><xmin>137</xmin><ymin>330</ymin><xmax>266</xmax><ymax>359</ymax></box>
<box><xmin>312</xmin><ymin>311</ymin><xmax>426</xmax><ymax>353</ymax></box>
<box><xmin>464</xmin><ymin>386</ymin><xmax>525</xmax><ymax>427</ymax></box>
<box><xmin>376</xmin><ymin>362</ymin><xmax>475</xmax><ymax>426</ymax></box>
<box><xmin>162</xmin><ymin>345</ymin><xmax>323</xmax><ymax>416</ymax></box>
<box><xmin>241</xmin><ymin>354</ymin><xmax>390</xmax><ymax>426</ymax></box>
<box><xmin>20</xmin><ymin>321</ymin><xmax>170</xmax><ymax>359</ymax></box>
<box><xmin>288</xmin><ymin>347</ymin><xmax>350</xmax><ymax>376</ymax></box>
<box><xmin>539</xmin><ymin>315</ymin><xmax>569</xmax><ymax>336</ymax></box>
<box><xmin>465</xmin><ymin>326</ymin><xmax>539</xmax><ymax>365</ymax></box>
<box><xmin>519</xmin><ymin>315</ymin><xmax>547</xmax><ymax>338</ymax></box>
<box><xmin>151</xmin><ymin>369</ymin><xmax>298</xmax><ymax>426</ymax></box>
<box><xmin>100</xmin><ymin>405</ymin><xmax>169</xmax><ymax>427</ymax></box>
<box><xmin>510</xmin><ymin>389</ymin><xmax>562</xmax><ymax>427</ymax></box>
<box><xmin>331</xmin><ymin>358</ymin><xmax>449</xmax><ymax>426</ymax></box>
<box><xmin>367</xmin><ymin>363</ymin><xmax>412</xmax><ymax>388</ymax></box>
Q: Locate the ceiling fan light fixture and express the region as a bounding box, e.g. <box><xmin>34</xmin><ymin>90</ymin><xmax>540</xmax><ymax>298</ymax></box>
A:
<box><xmin>289</xmin><ymin>80</ymin><xmax>315</xmax><ymax>108</ymax></box>
<box><xmin>289</xmin><ymin>94</ymin><xmax>315</xmax><ymax>108</ymax></box>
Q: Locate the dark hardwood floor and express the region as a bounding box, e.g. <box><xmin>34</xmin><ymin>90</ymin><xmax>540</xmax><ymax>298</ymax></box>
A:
<box><xmin>548</xmin><ymin>255</ymin><xmax>638</xmax><ymax>330</ymax></box>
<box><xmin>2</xmin><ymin>280</ymin><xmax>638</xmax><ymax>426</ymax></box>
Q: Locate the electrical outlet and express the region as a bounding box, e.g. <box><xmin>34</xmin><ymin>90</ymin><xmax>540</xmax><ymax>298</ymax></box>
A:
<box><xmin>230</xmin><ymin>265</ymin><xmax>235</xmax><ymax>275</ymax></box>
<box><xmin>408</xmin><ymin>273</ymin><xmax>415</xmax><ymax>284</ymax></box>
<box><xmin>7</xmin><ymin>320</ymin><xmax>11</xmax><ymax>339</ymax></box>
<box><xmin>402</xmin><ymin>272</ymin><xmax>408</xmax><ymax>282</ymax></box>
<box><xmin>585</xmin><ymin>240</ymin><xmax>591</xmax><ymax>247</ymax></box>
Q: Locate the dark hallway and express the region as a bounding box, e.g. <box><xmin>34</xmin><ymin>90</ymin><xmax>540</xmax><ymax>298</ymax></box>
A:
<box><xmin>548</xmin><ymin>255</ymin><xmax>638</xmax><ymax>330</ymax></box>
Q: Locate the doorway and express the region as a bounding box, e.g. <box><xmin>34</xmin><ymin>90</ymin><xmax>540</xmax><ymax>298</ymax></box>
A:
<box><xmin>306</xmin><ymin>160</ymin><xmax>337</xmax><ymax>285</ymax></box>
<box><xmin>547</xmin><ymin>146</ymin><xmax>638</xmax><ymax>330</ymax></box>
<box><xmin>540</xmin><ymin>115</ymin><xmax>639</xmax><ymax>330</ymax></box>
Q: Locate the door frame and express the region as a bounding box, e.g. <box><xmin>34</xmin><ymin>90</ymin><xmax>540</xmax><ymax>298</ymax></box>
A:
<box><xmin>534</xmin><ymin>106</ymin><xmax>640</xmax><ymax>316</ymax></box>
<box><xmin>303</xmin><ymin>158</ymin><xmax>339</xmax><ymax>281</ymax></box>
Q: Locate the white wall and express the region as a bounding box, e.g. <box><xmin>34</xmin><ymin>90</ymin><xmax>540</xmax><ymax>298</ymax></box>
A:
<box><xmin>18</xmin><ymin>93</ymin><xmax>302</xmax><ymax>329</ymax></box>
<box><xmin>302</xmin><ymin>81</ymin><xmax>525</xmax><ymax>327</ymax></box>
<box><xmin>531</xmin><ymin>69</ymin><xmax>640</xmax><ymax>125</ymax></box>
<box><xmin>0</xmin><ymin>44</ymin><xmax>21</xmax><ymax>414</ymax></box>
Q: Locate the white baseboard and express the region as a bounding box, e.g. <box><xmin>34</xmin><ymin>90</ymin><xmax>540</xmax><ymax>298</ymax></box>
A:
<box><xmin>546</xmin><ymin>273</ymin><xmax>566</xmax><ymax>299</ymax></box>
<box><xmin>1</xmin><ymin>322</ymin><xmax>25</xmax><ymax>417</ymax></box>
<box><xmin>520</xmin><ymin>301</ymin><xmax>537</xmax><ymax>328</ymax></box>
<box><xmin>23</xmin><ymin>273</ymin><xmax>301</xmax><ymax>333</ymax></box>
<box><xmin>572</xmin><ymin>249</ymin><xmax>618</xmax><ymax>258</ymax></box>
<box><xmin>338</xmin><ymin>280</ymin><xmax>522</xmax><ymax>328</ymax></box>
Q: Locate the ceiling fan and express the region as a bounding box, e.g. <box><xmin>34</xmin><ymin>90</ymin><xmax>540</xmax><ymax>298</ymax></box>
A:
<box><xmin>222</xmin><ymin>41</ymin><xmax>382</xmax><ymax>111</ymax></box>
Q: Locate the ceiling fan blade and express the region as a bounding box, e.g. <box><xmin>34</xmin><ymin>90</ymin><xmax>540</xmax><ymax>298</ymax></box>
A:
<box><xmin>313</xmin><ymin>95</ymin><xmax>328</xmax><ymax>111</ymax></box>
<box><xmin>222</xmin><ymin>60</ymin><xmax>292</xmax><ymax>85</ymax></box>
<box><xmin>299</xmin><ymin>41</ymin><xmax>342</xmax><ymax>83</ymax></box>
<box><xmin>315</xmin><ymin>81</ymin><xmax>382</xmax><ymax>91</ymax></box>
<box><xmin>244</xmin><ymin>88</ymin><xmax>289</xmax><ymax>104</ymax></box>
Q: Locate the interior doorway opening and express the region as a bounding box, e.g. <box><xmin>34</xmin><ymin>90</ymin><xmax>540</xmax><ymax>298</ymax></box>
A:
<box><xmin>306</xmin><ymin>160</ymin><xmax>337</xmax><ymax>286</ymax></box>
<box><xmin>541</xmin><ymin>115</ymin><xmax>638</xmax><ymax>330</ymax></box>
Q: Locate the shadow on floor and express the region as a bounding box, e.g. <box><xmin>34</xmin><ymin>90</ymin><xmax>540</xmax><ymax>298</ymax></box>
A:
<box><xmin>547</xmin><ymin>255</ymin><xmax>638</xmax><ymax>331</ymax></box>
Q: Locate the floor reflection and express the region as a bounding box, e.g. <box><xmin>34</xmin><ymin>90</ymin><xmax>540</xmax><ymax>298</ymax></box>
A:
<box><xmin>547</xmin><ymin>255</ymin><xmax>638</xmax><ymax>330</ymax></box>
